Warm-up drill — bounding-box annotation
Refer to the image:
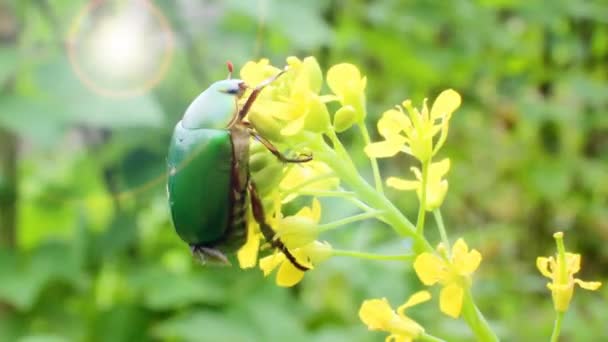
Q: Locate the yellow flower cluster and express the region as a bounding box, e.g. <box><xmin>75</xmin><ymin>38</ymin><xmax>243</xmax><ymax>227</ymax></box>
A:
<box><xmin>359</xmin><ymin>291</ymin><xmax>431</xmax><ymax>342</ymax></box>
<box><xmin>414</xmin><ymin>239</ymin><xmax>481</xmax><ymax>318</ymax></box>
<box><xmin>365</xmin><ymin>89</ymin><xmax>460</xmax><ymax>163</ymax></box>
<box><xmin>240</xmin><ymin>57</ymin><xmax>368</xmax><ymax>141</ymax></box>
<box><xmin>537</xmin><ymin>232</ymin><xmax>601</xmax><ymax>312</ymax></box>
<box><xmin>365</xmin><ymin>90</ymin><xmax>460</xmax><ymax>210</ymax></box>
<box><xmin>235</xmin><ymin>57</ymin><xmax>373</xmax><ymax>287</ymax></box>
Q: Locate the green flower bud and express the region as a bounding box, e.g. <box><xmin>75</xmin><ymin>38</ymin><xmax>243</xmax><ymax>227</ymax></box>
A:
<box><xmin>333</xmin><ymin>105</ymin><xmax>357</xmax><ymax>132</ymax></box>
<box><xmin>304</xmin><ymin>95</ymin><xmax>331</xmax><ymax>134</ymax></box>
<box><xmin>249</xmin><ymin>110</ymin><xmax>284</xmax><ymax>143</ymax></box>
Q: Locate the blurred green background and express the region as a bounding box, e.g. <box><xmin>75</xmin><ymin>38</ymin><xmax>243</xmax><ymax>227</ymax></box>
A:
<box><xmin>1</xmin><ymin>0</ymin><xmax>607</xmax><ymax>341</ymax></box>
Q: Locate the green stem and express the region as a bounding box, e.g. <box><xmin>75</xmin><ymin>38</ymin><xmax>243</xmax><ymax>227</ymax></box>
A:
<box><xmin>416</xmin><ymin>160</ymin><xmax>430</xmax><ymax>235</ymax></box>
<box><xmin>358</xmin><ymin>122</ymin><xmax>384</xmax><ymax>195</ymax></box>
<box><xmin>332</xmin><ymin>249</ymin><xmax>414</xmax><ymax>261</ymax></box>
<box><xmin>326</xmin><ymin>129</ymin><xmax>356</xmax><ymax>167</ymax></box>
<box><xmin>550</xmin><ymin>311</ymin><xmax>564</xmax><ymax>342</ymax></box>
<box><xmin>433</xmin><ymin>209</ymin><xmax>450</xmax><ymax>252</ymax></box>
<box><xmin>461</xmin><ymin>288</ymin><xmax>499</xmax><ymax>342</ymax></box>
<box><xmin>315</xmin><ymin>140</ymin><xmax>433</xmax><ymax>252</ymax></box>
<box><xmin>419</xmin><ymin>333</ymin><xmax>448</xmax><ymax>342</ymax></box>
<box><xmin>280</xmin><ymin>172</ymin><xmax>337</xmax><ymax>195</ymax></box>
<box><xmin>318</xmin><ymin>211</ymin><xmax>384</xmax><ymax>232</ymax></box>
<box><xmin>344</xmin><ymin>196</ymin><xmax>376</xmax><ymax>213</ymax></box>
<box><xmin>293</xmin><ymin>190</ymin><xmax>355</xmax><ymax>199</ymax></box>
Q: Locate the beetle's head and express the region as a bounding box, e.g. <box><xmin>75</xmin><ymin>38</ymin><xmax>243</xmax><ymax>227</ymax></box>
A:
<box><xmin>214</xmin><ymin>79</ymin><xmax>247</xmax><ymax>98</ymax></box>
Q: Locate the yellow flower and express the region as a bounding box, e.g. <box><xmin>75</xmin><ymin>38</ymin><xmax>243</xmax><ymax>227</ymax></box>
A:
<box><xmin>258</xmin><ymin>198</ymin><xmax>331</xmax><ymax>287</ymax></box>
<box><xmin>260</xmin><ymin>241</ymin><xmax>332</xmax><ymax>287</ymax></box>
<box><xmin>240</xmin><ymin>58</ymin><xmax>282</xmax><ymax>87</ymax></box>
<box><xmin>280</xmin><ymin>161</ymin><xmax>339</xmax><ymax>202</ymax></box>
<box><xmin>413</xmin><ymin>238</ymin><xmax>482</xmax><ymax>318</ymax></box>
<box><xmin>237</xmin><ymin>212</ymin><xmax>261</xmax><ymax>269</ymax></box>
<box><xmin>536</xmin><ymin>232</ymin><xmax>602</xmax><ymax>312</ymax></box>
<box><xmin>240</xmin><ymin>56</ymin><xmax>330</xmax><ymax>139</ymax></box>
<box><xmin>359</xmin><ymin>291</ymin><xmax>431</xmax><ymax>342</ymax></box>
<box><xmin>326</xmin><ymin>63</ymin><xmax>367</xmax><ymax>130</ymax></box>
<box><xmin>365</xmin><ymin>89</ymin><xmax>461</xmax><ymax>163</ymax></box>
<box><xmin>386</xmin><ymin>158</ymin><xmax>450</xmax><ymax>211</ymax></box>
<box><xmin>273</xmin><ymin>198</ymin><xmax>322</xmax><ymax>250</ymax></box>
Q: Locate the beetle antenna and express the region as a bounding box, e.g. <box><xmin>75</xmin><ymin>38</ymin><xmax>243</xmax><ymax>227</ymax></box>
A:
<box><xmin>226</xmin><ymin>61</ymin><xmax>234</xmax><ymax>79</ymax></box>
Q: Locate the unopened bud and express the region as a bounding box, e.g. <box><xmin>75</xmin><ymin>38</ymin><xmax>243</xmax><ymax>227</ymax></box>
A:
<box><xmin>333</xmin><ymin>105</ymin><xmax>357</xmax><ymax>132</ymax></box>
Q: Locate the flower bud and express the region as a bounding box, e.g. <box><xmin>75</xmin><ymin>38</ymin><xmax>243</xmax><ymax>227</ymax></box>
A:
<box><xmin>333</xmin><ymin>105</ymin><xmax>357</xmax><ymax>132</ymax></box>
<box><xmin>276</xmin><ymin>216</ymin><xmax>319</xmax><ymax>250</ymax></box>
<box><xmin>251</xmin><ymin>163</ymin><xmax>284</xmax><ymax>197</ymax></box>
<box><xmin>249</xmin><ymin>110</ymin><xmax>285</xmax><ymax>143</ymax></box>
<box><xmin>304</xmin><ymin>95</ymin><xmax>331</xmax><ymax>134</ymax></box>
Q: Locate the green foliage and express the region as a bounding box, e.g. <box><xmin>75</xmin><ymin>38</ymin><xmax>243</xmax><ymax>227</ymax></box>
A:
<box><xmin>0</xmin><ymin>0</ymin><xmax>606</xmax><ymax>341</ymax></box>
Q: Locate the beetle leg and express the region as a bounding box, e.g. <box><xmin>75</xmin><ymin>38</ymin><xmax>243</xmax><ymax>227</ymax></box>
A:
<box><xmin>237</xmin><ymin>68</ymin><xmax>287</xmax><ymax>121</ymax></box>
<box><xmin>249</xmin><ymin>129</ymin><xmax>313</xmax><ymax>163</ymax></box>
<box><xmin>248</xmin><ymin>181</ymin><xmax>310</xmax><ymax>272</ymax></box>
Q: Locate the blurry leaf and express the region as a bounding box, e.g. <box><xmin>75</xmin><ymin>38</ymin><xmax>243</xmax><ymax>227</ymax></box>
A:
<box><xmin>0</xmin><ymin>242</ymin><xmax>82</xmax><ymax>310</ymax></box>
<box><xmin>89</xmin><ymin>305</ymin><xmax>150</xmax><ymax>342</ymax></box>
<box><xmin>130</xmin><ymin>267</ymin><xmax>228</xmax><ymax>310</ymax></box>
<box><xmin>18</xmin><ymin>336</ymin><xmax>69</xmax><ymax>342</ymax></box>
<box><xmin>96</xmin><ymin>212</ymin><xmax>137</xmax><ymax>259</ymax></box>
<box><xmin>525</xmin><ymin>158</ymin><xmax>571</xmax><ymax>201</ymax></box>
<box><xmin>238</xmin><ymin>295</ymin><xmax>309</xmax><ymax>342</ymax></box>
<box><xmin>226</xmin><ymin>0</ymin><xmax>332</xmax><ymax>49</ymax></box>
<box><xmin>0</xmin><ymin>47</ymin><xmax>17</xmax><ymax>85</ymax></box>
<box><xmin>0</xmin><ymin>57</ymin><xmax>164</xmax><ymax>144</ymax></box>
<box><xmin>153</xmin><ymin>311</ymin><xmax>256</xmax><ymax>342</ymax></box>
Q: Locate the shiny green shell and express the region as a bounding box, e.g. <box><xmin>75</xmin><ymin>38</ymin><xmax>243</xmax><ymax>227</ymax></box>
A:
<box><xmin>167</xmin><ymin>79</ymin><xmax>246</xmax><ymax>249</ymax></box>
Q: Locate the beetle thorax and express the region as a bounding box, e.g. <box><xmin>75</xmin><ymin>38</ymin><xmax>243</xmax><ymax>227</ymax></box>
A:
<box><xmin>181</xmin><ymin>79</ymin><xmax>245</xmax><ymax>130</ymax></box>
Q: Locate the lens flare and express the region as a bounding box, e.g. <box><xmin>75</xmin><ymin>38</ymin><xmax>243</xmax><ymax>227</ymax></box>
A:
<box><xmin>67</xmin><ymin>0</ymin><xmax>174</xmax><ymax>98</ymax></box>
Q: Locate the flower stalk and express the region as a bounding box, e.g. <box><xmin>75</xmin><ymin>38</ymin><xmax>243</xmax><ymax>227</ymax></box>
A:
<box><xmin>236</xmin><ymin>57</ymin><xmax>603</xmax><ymax>342</ymax></box>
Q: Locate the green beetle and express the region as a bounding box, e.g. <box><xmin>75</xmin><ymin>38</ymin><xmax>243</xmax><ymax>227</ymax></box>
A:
<box><xmin>167</xmin><ymin>63</ymin><xmax>310</xmax><ymax>270</ymax></box>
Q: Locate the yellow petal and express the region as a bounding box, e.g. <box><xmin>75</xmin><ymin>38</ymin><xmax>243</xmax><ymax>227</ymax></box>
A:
<box><xmin>430</xmin><ymin>89</ymin><xmax>461</xmax><ymax>121</ymax></box>
<box><xmin>397</xmin><ymin>291</ymin><xmax>431</xmax><ymax>314</ymax></box>
<box><xmin>276</xmin><ymin>259</ymin><xmax>305</xmax><ymax>287</ymax></box>
<box><xmin>386</xmin><ymin>177</ymin><xmax>419</xmax><ymax>191</ymax></box>
<box><xmin>378</xmin><ymin>109</ymin><xmax>411</xmax><ymax>138</ymax></box>
<box><xmin>453</xmin><ymin>245</ymin><xmax>482</xmax><ymax>276</ymax></box>
<box><xmin>574</xmin><ymin>279</ymin><xmax>602</xmax><ymax>291</ymax></box>
<box><xmin>430</xmin><ymin>158</ymin><xmax>451</xmax><ymax>179</ymax></box>
<box><xmin>327</xmin><ymin>63</ymin><xmax>363</xmax><ymax>98</ymax></box>
<box><xmin>364</xmin><ymin>138</ymin><xmax>406</xmax><ymax>158</ymax></box>
<box><xmin>439</xmin><ymin>284</ymin><xmax>464</xmax><ymax>318</ymax></box>
<box><xmin>359</xmin><ymin>298</ymin><xmax>394</xmax><ymax>330</ymax></box>
<box><xmin>424</xmin><ymin>179</ymin><xmax>448</xmax><ymax>211</ymax></box>
<box><xmin>240</xmin><ymin>59</ymin><xmax>280</xmax><ymax>86</ymax></box>
<box><xmin>311</xmin><ymin>198</ymin><xmax>322</xmax><ymax>222</ymax></box>
<box><xmin>237</xmin><ymin>222</ymin><xmax>260</xmax><ymax>269</ymax></box>
<box><xmin>565</xmin><ymin>253</ymin><xmax>581</xmax><ymax>274</ymax></box>
<box><xmin>413</xmin><ymin>253</ymin><xmax>446</xmax><ymax>285</ymax></box>
<box><xmin>536</xmin><ymin>257</ymin><xmax>553</xmax><ymax>278</ymax></box>
<box><xmin>259</xmin><ymin>253</ymin><xmax>284</xmax><ymax>276</ymax></box>
<box><xmin>275</xmin><ymin>217</ymin><xmax>318</xmax><ymax>250</ymax></box>
<box><xmin>302</xmin><ymin>56</ymin><xmax>323</xmax><ymax>93</ymax></box>
<box><xmin>280</xmin><ymin>115</ymin><xmax>306</xmax><ymax>136</ymax></box>
<box><xmin>451</xmin><ymin>239</ymin><xmax>469</xmax><ymax>258</ymax></box>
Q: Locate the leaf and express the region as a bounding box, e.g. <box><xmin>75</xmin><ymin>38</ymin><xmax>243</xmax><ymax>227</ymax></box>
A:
<box><xmin>153</xmin><ymin>311</ymin><xmax>256</xmax><ymax>342</ymax></box>
<box><xmin>0</xmin><ymin>47</ymin><xmax>17</xmax><ymax>85</ymax></box>
<box><xmin>0</xmin><ymin>242</ymin><xmax>82</xmax><ymax>311</ymax></box>
<box><xmin>129</xmin><ymin>267</ymin><xmax>228</xmax><ymax>310</ymax></box>
<box><xmin>0</xmin><ymin>57</ymin><xmax>164</xmax><ymax>144</ymax></box>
